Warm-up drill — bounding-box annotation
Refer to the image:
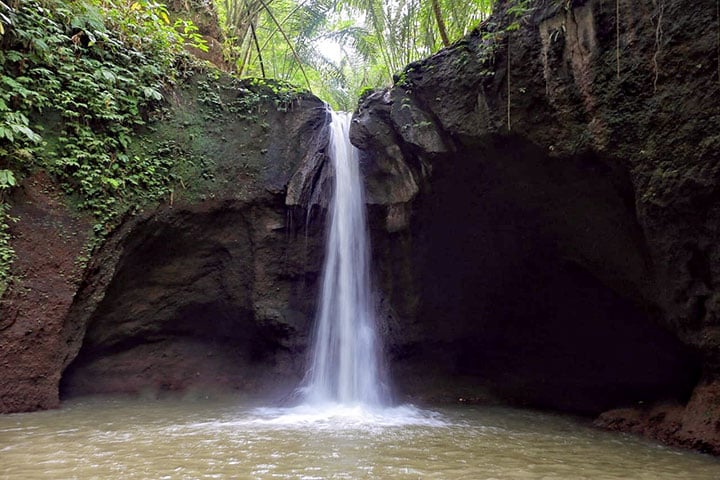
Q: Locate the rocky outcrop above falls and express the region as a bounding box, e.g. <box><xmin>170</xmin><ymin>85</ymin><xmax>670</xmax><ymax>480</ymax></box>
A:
<box><xmin>352</xmin><ymin>0</ymin><xmax>719</xmax><ymax>453</ymax></box>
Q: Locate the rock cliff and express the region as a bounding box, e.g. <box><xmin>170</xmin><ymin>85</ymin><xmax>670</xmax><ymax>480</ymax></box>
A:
<box><xmin>352</xmin><ymin>0</ymin><xmax>720</xmax><ymax>454</ymax></box>
<box><xmin>1</xmin><ymin>76</ymin><xmax>332</xmax><ymax>411</ymax></box>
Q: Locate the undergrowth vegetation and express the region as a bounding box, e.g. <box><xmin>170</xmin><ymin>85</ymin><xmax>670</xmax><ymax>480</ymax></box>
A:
<box><xmin>0</xmin><ymin>0</ymin><xmax>213</xmax><ymax>289</ymax></box>
<box><xmin>0</xmin><ymin>0</ymin><xmax>311</xmax><ymax>292</ymax></box>
<box><xmin>0</xmin><ymin>0</ymin><xmax>204</xmax><ymax>219</ymax></box>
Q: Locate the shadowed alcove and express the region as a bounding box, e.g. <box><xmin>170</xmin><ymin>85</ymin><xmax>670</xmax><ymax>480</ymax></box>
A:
<box><xmin>374</xmin><ymin>135</ymin><xmax>700</xmax><ymax>413</ymax></box>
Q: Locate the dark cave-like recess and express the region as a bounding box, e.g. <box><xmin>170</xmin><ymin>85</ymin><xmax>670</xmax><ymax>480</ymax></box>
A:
<box><xmin>60</xmin><ymin>206</ymin><xmax>321</xmax><ymax>401</ymax></box>
<box><xmin>389</xmin><ymin>136</ymin><xmax>701</xmax><ymax>413</ymax></box>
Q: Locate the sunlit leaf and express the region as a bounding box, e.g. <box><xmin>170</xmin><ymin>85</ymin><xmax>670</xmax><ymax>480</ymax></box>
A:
<box><xmin>0</xmin><ymin>170</ymin><xmax>17</xmax><ymax>189</ymax></box>
<box><xmin>142</xmin><ymin>86</ymin><xmax>163</xmax><ymax>100</ymax></box>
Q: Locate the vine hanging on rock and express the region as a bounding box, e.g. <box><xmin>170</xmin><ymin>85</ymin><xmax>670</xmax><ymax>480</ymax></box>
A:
<box><xmin>651</xmin><ymin>0</ymin><xmax>664</xmax><ymax>92</ymax></box>
<box><xmin>616</xmin><ymin>0</ymin><xmax>621</xmax><ymax>79</ymax></box>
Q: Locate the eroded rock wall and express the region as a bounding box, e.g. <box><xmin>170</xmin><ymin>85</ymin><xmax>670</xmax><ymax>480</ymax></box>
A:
<box><xmin>1</xmin><ymin>75</ymin><xmax>332</xmax><ymax>411</ymax></box>
<box><xmin>60</xmin><ymin>200</ymin><xmax>324</xmax><ymax>400</ymax></box>
<box><xmin>2</xmin><ymin>0</ymin><xmax>718</xmax><ymax>457</ymax></box>
<box><xmin>0</xmin><ymin>173</ymin><xmax>90</xmax><ymax>412</ymax></box>
<box><xmin>59</xmin><ymin>80</ymin><xmax>332</xmax><ymax>401</ymax></box>
<box><xmin>352</xmin><ymin>0</ymin><xmax>719</xmax><ymax>452</ymax></box>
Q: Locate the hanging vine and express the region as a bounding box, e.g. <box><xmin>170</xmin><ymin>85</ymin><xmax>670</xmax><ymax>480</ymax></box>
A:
<box><xmin>503</xmin><ymin>0</ymin><xmax>531</xmax><ymax>132</ymax></box>
<box><xmin>651</xmin><ymin>0</ymin><xmax>664</xmax><ymax>92</ymax></box>
<box><xmin>507</xmin><ymin>34</ymin><xmax>512</xmax><ymax>131</ymax></box>
<box><xmin>616</xmin><ymin>0</ymin><xmax>620</xmax><ymax>79</ymax></box>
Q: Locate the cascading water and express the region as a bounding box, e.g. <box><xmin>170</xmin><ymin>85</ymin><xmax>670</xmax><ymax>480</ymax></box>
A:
<box><xmin>252</xmin><ymin>109</ymin><xmax>433</xmax><ymax>425</ymax></box>
<box><xmin>302</xmin><ymin>110</ymin><xmax>385</xmax><ymax>406</ymax></box>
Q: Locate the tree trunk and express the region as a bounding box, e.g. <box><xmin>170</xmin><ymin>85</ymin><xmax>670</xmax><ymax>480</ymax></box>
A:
<box><xmin>432</xmin><ymin>0</ymin><xmax>451</xmax><ymax>47</ymax></box>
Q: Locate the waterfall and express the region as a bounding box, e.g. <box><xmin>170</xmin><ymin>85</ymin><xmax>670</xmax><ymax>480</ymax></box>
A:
<box><xmin>253</xmin><ymin>110</ymin><xmax>434</xmax><ymax>424</ymax></box>
<box><xmin>303</xmin><ymin>110</ymin><xmax>385</xmax><ymax>406</ymax></box>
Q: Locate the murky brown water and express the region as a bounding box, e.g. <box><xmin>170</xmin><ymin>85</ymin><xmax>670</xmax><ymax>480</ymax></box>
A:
<box><xmin>1</xmin><ymin>396</ymin><xmax>719</xmax><ymax>479</ymax></box>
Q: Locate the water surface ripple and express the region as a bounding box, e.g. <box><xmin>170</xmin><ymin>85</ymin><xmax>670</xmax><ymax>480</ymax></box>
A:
<box><xmin>1</xmin><ymin>397</ymin><xmax>719</xmax><ymax>479</ymax></box>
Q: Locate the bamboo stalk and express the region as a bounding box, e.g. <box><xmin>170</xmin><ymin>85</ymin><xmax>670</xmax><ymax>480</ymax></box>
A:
<box><xmin>250</xmin><ymin>22</ymin><xmax>266</xmax><ymax>78</ymax></box>
<box><xmin>255</xmin><ymin>0</ymin><xmax>312</xmax><ymax>92</ymax></box>
<box><xmin>431</xmin><ymin>0</ymin><xmax>451</xmax><ymax>47</ymax></box>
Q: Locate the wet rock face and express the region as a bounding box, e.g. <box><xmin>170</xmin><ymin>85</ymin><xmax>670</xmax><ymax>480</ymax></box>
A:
<box><xmin>0</xmin><ymin>173</ymin><xmax>90</xmax><ymax>413</ymax></box>
<box><xmin>0</xmin><ymin>77</ymin><xmax>332</xmax><ymax>411</ymax></box>
<box><xmin>61</xmin><ymin>203</ymin><xmax>324</xmax><ymax>399</ymax></box>
<box><xmin>354</xmin><ymin>0</ymin><xmax>718</xmax><ymax>451</ymax></box>
<box><xmin>58</xmin><ymin>84</ymin><xmax>332</xmax><ymax>401</ymax></box>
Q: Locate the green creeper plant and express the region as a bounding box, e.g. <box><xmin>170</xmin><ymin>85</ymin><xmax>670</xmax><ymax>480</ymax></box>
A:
<box><xmin>0</xmin><ymin>174</ymin><xmax>16</xmax><ymax>296</ymax></box>
<box><xmin>0</xmin><ymin>0</ymin><xmax>207</xmax><ymax>286</ymax></box>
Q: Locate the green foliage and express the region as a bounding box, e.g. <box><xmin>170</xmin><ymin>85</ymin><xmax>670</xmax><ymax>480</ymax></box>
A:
<box><xmin>0</xmin><ymin>169</ymin><xmax>16</xmax><ymax>189</ymax></box>
<box><xmin>0</xmin><ymin>202</ymin><xmax>15</xmax><ymax>296</ymax></box>
<box><xmin>243</xmin><ymin>77</ymin><xmax>306</xmax><ymax>111</ymax></box>
<box><xmin>0</xmin><ymin>166</ymin><xmax>15</xmax><ymax>294</ymax></box>
<box><xmin>0</xmin><ymin>1</ymin><xmax>13</xmax><ymax>36</ymax></box>
<box><xmin>218</xmin><ymin>0</ymin><xmax>333</xmax><ymax>86</ymax></box>
<box><xmin>174</xmin><ymin>18</ymin><xmax>209</xmax><ymax>52</ymax></box>
<box><xmin>215</xmin><ymin>0</ymin><xmax>495</xmax><ymax>110</ymax></box>
<box><xmin>325</xmin><ymin>0</ymin><xmax>495</xmax><ymax>102</ymax></box>
<box><xmin>0</xmin><ymin>0</ymin><xmax>190</xmax><ymax>232</ymax></box>
<box><xmin>0</xmin><ymin>0</ymin><xmax>208</xmax><ymax>285</ymax></box>
<box><xmin>506</xmin><ymin>0</ymin><xmax>534</xmax><ymax>32</ymax></box>
<box><xmin>358</xmin><ymin>85</ymin><xmax>375</xmax><ymax>103</ymax></box>
<box><xmin>195</xmin><ymin>75</ymin><xmax>305</xmax><ymax>124</ymax></box>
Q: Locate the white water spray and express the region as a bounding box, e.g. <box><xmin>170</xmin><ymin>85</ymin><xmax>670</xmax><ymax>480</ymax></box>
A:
<box><xmin>252</xmin><ymin>110</ymin><xmax>436</xmax><ymax>426</ymax></box>
<box><xmin>303</xmin><ymin>110</ymin><xmax>385</xmax><ymax>406</ymax></box>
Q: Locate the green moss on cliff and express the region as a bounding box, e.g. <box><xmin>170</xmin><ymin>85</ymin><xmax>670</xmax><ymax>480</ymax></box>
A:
<box><xmin>0</xmin><ymin>0</ymin><xmax>308</xmax><ymax>291</ymax></box>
